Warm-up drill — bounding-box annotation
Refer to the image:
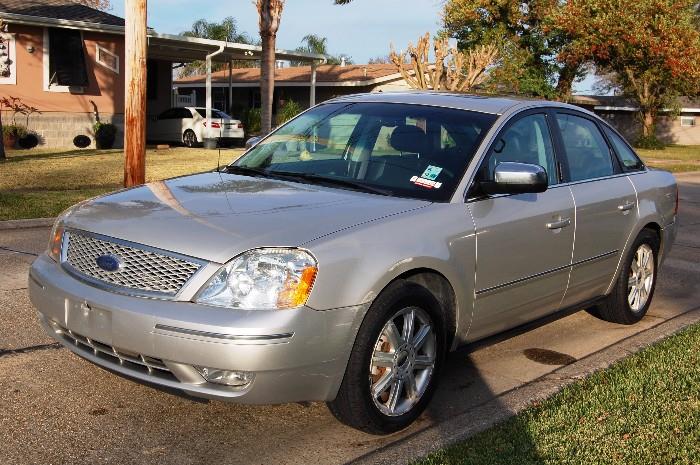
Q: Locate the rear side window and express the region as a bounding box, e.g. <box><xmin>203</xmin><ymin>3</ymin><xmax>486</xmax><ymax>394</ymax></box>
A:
<box><xmin>603</xmin><ymin>126</ymin><xmax>644</xmax><ymax>171</ymax></box>
<box><xmin>481</xmin><ymin>113</ymin><xmax>558</xmax><ymax>186</ymax></box>
<box><xmin>555</xmin><ymin>113</ymin><xmax>614</xmax><ymax>182</ymax></box>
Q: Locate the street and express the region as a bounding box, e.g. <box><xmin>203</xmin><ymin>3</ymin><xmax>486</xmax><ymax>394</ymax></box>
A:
<box><xmin>1</xmin><ymin>173</ymin><xmax>699</xmax><ymax>465</ymax></box>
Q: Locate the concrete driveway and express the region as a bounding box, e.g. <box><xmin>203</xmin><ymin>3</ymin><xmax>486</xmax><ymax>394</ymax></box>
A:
<box><xmin>1</xmin><ymin>173</ymin><xmax>699</xmax><ymax>465</ymax></box>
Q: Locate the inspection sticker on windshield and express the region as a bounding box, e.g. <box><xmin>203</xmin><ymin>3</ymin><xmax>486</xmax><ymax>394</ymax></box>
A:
<box><xmin>410</xmin><ymin>176</ymin><xmax>442</xmax><ymax>189</ymax></box>
<box><xmin>421</xmin><ymin>165</ymin><xmax>443</xmax><ymax>181</ymax></box>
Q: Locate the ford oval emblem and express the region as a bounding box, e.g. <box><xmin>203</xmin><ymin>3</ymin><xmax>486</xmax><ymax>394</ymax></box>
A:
<box><xmin>96</xmin><ymin>254</ymin><xmax>122</xmax><ymax>272</ymax></box>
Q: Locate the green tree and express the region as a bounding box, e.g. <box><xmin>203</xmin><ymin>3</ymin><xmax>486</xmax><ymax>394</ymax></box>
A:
<box><xmin>442</xmin><ymin>0</ymin><xmax>582</xmax><ymax>99</ymax></box>
<box><xmin>291</xmin><ymin>34</ymin><xmax>352</xmax><ymax>66</ymax></box>
<box><xmin>179</xmin><ymin>17</ymin><xmax>255</xmax><ymax>77</ymax></box>
<box><xmin>553</xmin><ymin>0</ymin><xmax>700</xmax><ymax>145</ymax></box>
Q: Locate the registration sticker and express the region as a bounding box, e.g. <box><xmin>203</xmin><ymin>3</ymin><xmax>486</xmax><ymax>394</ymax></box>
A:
<box><xmin>410</xmin><ymin>176</ymin><xmax>442</xmax><ymax>189</ymax></box>
<box><xmin>420</xmin><ymin>165</ymin><xmax>443</xmax><ymax>181</ymax></box>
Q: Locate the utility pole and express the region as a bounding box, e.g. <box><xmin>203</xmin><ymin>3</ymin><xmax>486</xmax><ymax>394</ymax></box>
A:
<box><xmin>123</xmin><ymin>0</ymin><xmax>147</xmax><ymax>187</ymax></box>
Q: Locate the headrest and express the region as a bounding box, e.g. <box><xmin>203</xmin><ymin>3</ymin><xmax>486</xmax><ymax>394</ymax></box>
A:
<box><xmin>389</xmin><ymin>124</ymin><xmax>427</xmax><ymax>154</ymax></box>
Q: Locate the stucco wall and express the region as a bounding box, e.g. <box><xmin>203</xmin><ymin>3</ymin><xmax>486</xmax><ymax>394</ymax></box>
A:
<box><xmin>2</xmin><ymin>24</ymin><xmax>125</xmax><ymax>114</ymax></box>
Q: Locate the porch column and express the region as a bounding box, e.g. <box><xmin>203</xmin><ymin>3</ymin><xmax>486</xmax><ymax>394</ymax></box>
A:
<box><xmin>309</xmin><ymin>61</ymin><xmax>317</xmax><ymax>107</ymax></box>
<box><xmin>228</xmin><ymin>60</ymin><xmax>233</xmax><ymax>114</ymax></box>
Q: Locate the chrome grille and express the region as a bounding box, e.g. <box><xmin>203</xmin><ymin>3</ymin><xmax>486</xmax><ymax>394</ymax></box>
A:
<box><xmin>63</xmin><ymin>230</ymin><xmax>202</xmax><ymax>297</ymax></box>
<box><xmin>53</xmin><ymin>323</ymin><xmax>176</xmax><ymax>381</ymax></box>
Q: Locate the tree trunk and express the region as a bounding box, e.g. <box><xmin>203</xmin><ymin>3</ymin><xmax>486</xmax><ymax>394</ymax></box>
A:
<box><xmin>260</xmin><ymin>33</ymin><xmax>276</xmax><ymax>134</ymax></box>
<box><xmin>641</xmin><ymin>110</ymin><xmax>655</xmax><ymax>138</ymax></box>
<box><xmin>0</xmin><ymin>110</ymin><xmax>5</xmax><ymax>161</ymax></box>
<box><xmin>556</xmin><ymin>62</ymin><xmax>579</xmax><ymax>102</ymax></box>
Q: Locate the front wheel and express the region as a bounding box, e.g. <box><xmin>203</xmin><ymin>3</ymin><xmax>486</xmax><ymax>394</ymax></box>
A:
<box><xmin>327</xmin><ymin>281</ymin><xmax>445</xmax><ymax>434</ymax></box>
<box><xmin>591</xmin><ymin>229</ymin><xmax>660</xmax><ymax>325</ymax></box>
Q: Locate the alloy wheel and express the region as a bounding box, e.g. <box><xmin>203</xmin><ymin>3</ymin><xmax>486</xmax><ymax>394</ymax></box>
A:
<box><xmin>628</xmin><ymin>243</ymin><xmax>654</xmax><ymax>312</ymax></box>
<box><xmin>369</xmin><ymin>306</ymin><xmax>436</xmax><ymax>417</ymax></box>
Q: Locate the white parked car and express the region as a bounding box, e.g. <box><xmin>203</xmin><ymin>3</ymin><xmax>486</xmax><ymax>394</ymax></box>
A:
<box><xmin>148</xmin><ymin>107</ymin><xmax>245</xmax><ymax>147</ymax></box>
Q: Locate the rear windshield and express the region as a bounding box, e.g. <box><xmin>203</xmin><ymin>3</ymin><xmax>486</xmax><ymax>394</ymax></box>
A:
<box><xmin>195</xmin><ymin>109</ymin><xmax>231</xmax><ymax>119</ymax></box>
<box><xmin>233</xmin><ymin>102</ymin><xmax>497</xmax><ymax>201</ymax></box>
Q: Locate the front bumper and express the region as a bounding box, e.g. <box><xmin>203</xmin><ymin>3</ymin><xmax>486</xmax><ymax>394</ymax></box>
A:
<box><xmin>29</xmin><ymin>254</ymin><xmax>366</xmax><ymax>403</ymax></box>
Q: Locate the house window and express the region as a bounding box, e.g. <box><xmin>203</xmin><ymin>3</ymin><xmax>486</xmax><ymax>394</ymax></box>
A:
<box><xmin>680</xmin><ymin>116</ymin><xmax>696</xmax><ymax>127</ymax></box>
<box><xmin>0</xmin><ymin>33</ymin><xmax>16</xmax><ymax>85</ymax></box>
<box><xmin>95</xmin><ymin>44</ymin><xmax>119</xmax><ymax>73</ymax></box>
<box><xmin>43</xmin><ymin>28</ymin><xmax>88</xmax><ymax>92</ymax></box>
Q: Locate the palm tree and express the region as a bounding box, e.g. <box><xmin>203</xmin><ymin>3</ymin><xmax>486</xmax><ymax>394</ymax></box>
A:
<box><xmin>256</xmin><ymin>0</ymin><xmax>285</xmax><ymax>134</ymax></box>
<box><xmin>292</xmin><ymin>34</ymin><xmax>351</xmax><ymax>66</ymax></box>
<box><xmin>180</xmin><ymin>17</ymin><xmax>255</xmax><ymax>77</ymax></box>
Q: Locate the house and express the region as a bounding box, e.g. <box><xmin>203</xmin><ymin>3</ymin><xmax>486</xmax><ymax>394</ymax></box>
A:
<box><xmin>173</xmin><ymin>64</ymin><xmax>412</xmax><ymax>118</ymax></box>
<box><xmin>572</xmin><ymin>95</ymin><xmax>700</xmax><ymax>145</ymax></box>
<box><xmin>0</xmin><ymin>0</ymin><xmax>322</xmax><ymax>148</ymax></box>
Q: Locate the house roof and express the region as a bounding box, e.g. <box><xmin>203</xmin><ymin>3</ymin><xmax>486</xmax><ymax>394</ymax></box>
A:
<box><xmin>175</xmin><ymin>64</ymin><xmax>406</xmax><ymax>87</ymax></box>
<box><xmin>0</xmin><ymin>0</ymin><xmax>125</xmax><ymax>27</ymax></box>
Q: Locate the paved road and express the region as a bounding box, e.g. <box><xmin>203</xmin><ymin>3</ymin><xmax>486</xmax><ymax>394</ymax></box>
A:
<box><xmin>1</xmin><ymin>173</ymin><xmax>699</xmax><ymax>465</ymax></box>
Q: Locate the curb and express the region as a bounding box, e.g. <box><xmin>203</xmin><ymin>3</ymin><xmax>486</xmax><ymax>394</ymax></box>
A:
<box><xmin>0</xmin><ymin>218</ymin><xmax>55</xmax><ymax>230</ymax></box>
<box><xmin>352</xmin><ymin>305</ymin><xmax>700</xmax><ymax>465</ymax></box>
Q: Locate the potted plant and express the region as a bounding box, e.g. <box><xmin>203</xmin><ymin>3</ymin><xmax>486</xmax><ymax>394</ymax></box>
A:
<box><xmin>94</xmin><ymin>122</ymin><xmax>117</xmax><ymax>149</ymax></box>
<box><xmin>2</xmin><ymin>124</ymin><xmax>27</xmax><ymax>149</ymax></box>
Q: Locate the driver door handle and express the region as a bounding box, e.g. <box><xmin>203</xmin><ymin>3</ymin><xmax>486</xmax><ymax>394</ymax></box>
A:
<box><xmin>546</xmin><ymin>218</ymin><xmax>571</xmax><ymax>230</ymax></box>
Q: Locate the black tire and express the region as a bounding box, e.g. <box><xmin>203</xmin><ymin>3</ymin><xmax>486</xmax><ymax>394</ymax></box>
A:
<box><xmin>327</xmin><ymin>280</ymin><xmax>446</xmax><ymax>434</ymax></box>
<box><xmin>591</xmin><ymin>229</ymin><xmax>660</xmax><ymax>325</ymax></box>
<box><xmin>183</xmin><ymin>130</ymin><xmax>198</xmax><ymax>148</ymax></box>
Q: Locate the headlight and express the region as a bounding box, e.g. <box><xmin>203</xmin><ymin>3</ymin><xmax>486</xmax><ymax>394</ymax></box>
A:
<box><xmin>194</xmin><ymin>248</ymin><xmax>318</xmax><ymax>310</ymax></box>
<box><xmin>47</xmin><ymin>220</ymin><xmax>64</xmax><ymax>262</ymax></box>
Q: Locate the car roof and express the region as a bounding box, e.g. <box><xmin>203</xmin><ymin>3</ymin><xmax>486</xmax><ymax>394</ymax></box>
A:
<box><xmin>324</xmin><ymin>92</ymin><xmax>556</xmax><ymax>115</ymax></box>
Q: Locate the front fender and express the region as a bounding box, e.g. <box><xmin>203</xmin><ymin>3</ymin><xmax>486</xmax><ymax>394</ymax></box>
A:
<box><xmin>303</xmin><ymin>203</ymin><xmax>477</xmax><ymax>345</ymax></box>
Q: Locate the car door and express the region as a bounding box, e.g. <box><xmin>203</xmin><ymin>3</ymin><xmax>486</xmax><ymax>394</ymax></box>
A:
<box><xmin>553</xmin><ymin>111</ymin><xmax>638</xmax><ymax>308</ymax></box>
<box><xmin>467</xmin><ymin>111</ymin><xmax>575</xmax><ymax>340</ymax></box>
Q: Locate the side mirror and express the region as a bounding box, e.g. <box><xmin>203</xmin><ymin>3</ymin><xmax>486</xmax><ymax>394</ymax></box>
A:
<box><xmin>481</xmin><ymin>162</ymin><xmax>548</xmax><ymax>195</ymax></box>
<box><xmin>245</xmin><ymin>136</ymin><xmax>262</xmax><ymax>150</ymax></box>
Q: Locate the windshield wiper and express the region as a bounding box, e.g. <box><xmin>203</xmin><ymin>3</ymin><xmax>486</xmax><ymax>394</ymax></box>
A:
<box><xmin>222</xmin><ymin>165</ymin><xmax>273</xmax><ymax>177</ymax></box>
<box><xmin>268</xmin><ymin>171</ymin><xmax>391</xmax><ymax>196</ymax></box>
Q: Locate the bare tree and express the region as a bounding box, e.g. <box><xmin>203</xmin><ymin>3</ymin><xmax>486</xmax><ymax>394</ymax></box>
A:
<box><xmin>256</xmin><ymin>0</ymin><xmax>285</xmax><ymax>134</ymax></box>
<box><xmin>390</xmin><ymin>33</ymin><xmax>498</xmax><ymax>92</ymax></box>
<box><xmin>75</xmin><ymin>0</ymin><xmax>112</xmax><ymax>11</ymax></box>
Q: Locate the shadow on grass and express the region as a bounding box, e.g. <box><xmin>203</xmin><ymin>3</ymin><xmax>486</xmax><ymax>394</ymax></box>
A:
<box><xmin>5</xmin><ymin>149</ymin><xmax>123</xmax><ymax>163</ymax></box>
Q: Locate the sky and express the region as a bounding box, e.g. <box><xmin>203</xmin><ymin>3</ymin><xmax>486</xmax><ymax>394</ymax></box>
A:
<box><xmin>110</xmin><ymin>0</ymin><xmax>443</xmax><ymax>63</ymax></box>
<box><xmin>109</xmin><ymin>0</ymin><xmax>598</xmax><ymax>94</ymax></box>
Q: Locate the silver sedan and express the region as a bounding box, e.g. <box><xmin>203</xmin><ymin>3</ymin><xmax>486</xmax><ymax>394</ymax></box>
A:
<box><xmin>29</xmin><ymin>92</ymin><xmax>677</xmax><ymax>434</ymax></box>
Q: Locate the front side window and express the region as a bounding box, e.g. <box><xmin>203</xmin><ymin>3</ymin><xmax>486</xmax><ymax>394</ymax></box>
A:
<box><xmin>479</xmin><ymin>113</ymin><xmax>558</xmax><ymax>186</ymax></box>
<box><xmin>603</xmin><ymin>126</ymin><xmax>644</xmax><ymax>172</ymax></box>
<box><xmin>233</xmin><ymin>102</ymin><xmax>497</xmax><ymax>201</ymax></box>
<box><xmin>556</xmin><ymin>113</ymin><xmax>614</xmax><ymax>182</ymax></box>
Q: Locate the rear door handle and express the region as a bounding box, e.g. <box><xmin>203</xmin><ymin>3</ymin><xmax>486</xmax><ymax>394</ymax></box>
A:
<box><xmin>546</xmin><ymin>218</ymin><xmax>571</xmax><ymax>230</ymax></box>
<box><xmin>618</xmin><ymin>201</ymin><xmax>636</xmax><ymax>212</ymax></box>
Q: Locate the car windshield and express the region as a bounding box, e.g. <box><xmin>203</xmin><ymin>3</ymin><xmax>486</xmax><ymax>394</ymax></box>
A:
<box><xmin>195</xmin><ymin>109</ymin><xmax>232</xmax><ymax>119</ymax></box>
<box><xmin>232</xmin><ymin>102</ymin><xmax>497</xmax><ymax>201</ymax></box>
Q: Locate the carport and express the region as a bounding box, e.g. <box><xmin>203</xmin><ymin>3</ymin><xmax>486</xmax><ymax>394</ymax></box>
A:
<box><xmin>146</xmin><ymin>32</ymin><xmax>327</xmax><ymax>143</ymax></box>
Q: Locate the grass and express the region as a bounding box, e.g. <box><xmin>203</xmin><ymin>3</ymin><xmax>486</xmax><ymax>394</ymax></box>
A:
<box><xmin>417</xmin><ymin>322</ymin><xmax>700</xmax><ymax>465</ymax></box>
<box><xmin>637</xmin><ymin>145</ymin><xmax>700</xmax><ymax>172</ymax></box>
<box><xmin>0</xmin><ymin>147</ymin><xmax>244</xmax><ymax>220</ymax></box>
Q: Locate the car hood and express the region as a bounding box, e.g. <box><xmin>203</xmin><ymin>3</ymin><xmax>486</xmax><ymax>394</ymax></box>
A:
<box><xmin>62</xmin><ymin>172</ymin><xmax>430</xmax><ymax>264</ymax></box>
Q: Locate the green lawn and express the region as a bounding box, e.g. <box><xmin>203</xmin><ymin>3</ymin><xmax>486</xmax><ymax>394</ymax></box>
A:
<box><xmin>0</xmin><ymin>147</ymin><xmax>244</xmax><ymax>220</ymax></box>
<box><xmin>417</xmin><ymin>322</ymin><xmax>700</xmax><ymax>465</ymax></box>
<box><xmin>637</xmin><ymin>145</ymin><xmax>700</xmax><ymax>172</ymax></box>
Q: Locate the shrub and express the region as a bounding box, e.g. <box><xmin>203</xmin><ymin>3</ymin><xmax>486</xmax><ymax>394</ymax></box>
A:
<box><xmin>245</xmin><ymin>108</ymin><xmax>262</xmax><ymax>135</ymax></box>
<box><xmin>277</xmin><ymin>99</ymin><xmax>303</xmax><ymax>126</ymax></box>
<box><xmin>18</xmin><ymin>133</ymin><xmax>39</xmax><ymax>149</ymax></box>
<box><xmin>2</xmin><ymin>124</ymin><xmax>28</xmax><ymax>139</ymax></box>
<box><xmin>93</xmin><ymin>122</ymin><xmax>118</xmax><ymax>149</ymax></box>
<box><xmin>635</xmin><ymin>134</ymin><xmax>665</xmax><ymax>150</ymax></box>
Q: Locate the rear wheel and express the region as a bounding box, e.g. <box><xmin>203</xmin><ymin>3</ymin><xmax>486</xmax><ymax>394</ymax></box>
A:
<box><xmin>183</xmin><ymin>129</ymin><xmax>198</xmax><ymax>148</ymax></box>
<box><xmin>327</xmin><ymin>281</ymin><xmax>445</xmax><ymax>434</ymax></box>
<box><xmin>590</xmin><ymin>229</ymin><xmax>659</xmax><ymax>324</ymax></box>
